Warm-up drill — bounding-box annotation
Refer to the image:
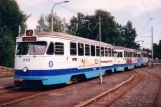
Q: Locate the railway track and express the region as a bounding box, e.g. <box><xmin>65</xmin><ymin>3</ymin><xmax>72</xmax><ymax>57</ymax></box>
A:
<box><xmin>141</xmin><ymin>68</ymin><xmax>161</xmax><ymax>107</ymax></box>
<box><xmin>76</xmin><ymin>70</ymin><xmax>141</xmax><ymax>107</ymax></box>
<box><xmin>0</xmin><ymin>82</ymin><xmax>79</xmax><ymax>106</ymax></box>
<box><xmin>0</xmin><ymin>73</ymin><xmax>125</xmax><ymax>107</ymax></box>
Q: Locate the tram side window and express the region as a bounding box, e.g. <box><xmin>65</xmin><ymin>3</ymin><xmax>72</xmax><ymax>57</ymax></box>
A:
<box><xmin>125</xmin><ymin>51</ymin><xmax>127</xmax><ymax>57</ymax></box>
<box><xmin>124</xmin><ymin>51</ymin><xmax>126</xmax><ymax>57</ymax></box>
<box><xmin>117</xmin><ymin>52</ymin><xmax>123</xmax><ymax>57</ymax></box>
<box><xmin>129</xmin><ymin>52</ymin><xmax>131</xmax><ymax>57</ymax></box>
<box><xmin>127</xmin><ymin>52</ymin><xmax>129</xmax><ymax>57</ymax></box>
<box><xmin>101</xmin><ymin>47</ymin><xmax>104</xmax><ymax>56</ymax></box>
<box><xmin>91</xmin><ymin>45</ymin><xmax>95</xmax><ymax>56</ymax></box>
<box><xmin>47</xmin><ymin>42</ymin><xmax>54</xmax><ymax>55</ymax></box>
<box><xmin>105</xmin><ymin>48</ymin><xmax>108</xmax><ymax>56</ymax></box>
<box><xmin>85</xmin><ymin>44</ymin><xmax>90</xmax><ymax>56</ymax></box>
<box><xmin>131</xmin><ymin>52</ymin><xmax>133</xmax><ymax>57</ymax></box>
<box><xmin>16</xmin><ymin>43</ymin><xmax>29</xmax><ymax>55</ymax></box>
<box><xmin>70</xmin><ymin>42</ymin><xmax>77</xmax><ymax>55</ymax></box>
<box><xmin>55</xmin><ymin>42</ymin><xmax>64</xmax><ymax>55</ymax></box>
<box><xmin>96</xmin><ymin>46</ymin><xmax>100</xmax><ymax>56</ymax></box>
<box><xmin>78</xmin><ymin>43</ymin><xmax>84</xmax><ymax>56</ymax></box>
<box><xmin>108</xmin><ymin>48</ymin><xmax>111</xmax><ymax>57</ymax></box>
<box><xmin>120</xmin><ymin>52</ymin><xmax>123</xmax><ymax>57</ymax></box>
<box><xmin>112</xmin><ymin>49</ymin><xmax>114</xmax><ymax>57</ymax></box>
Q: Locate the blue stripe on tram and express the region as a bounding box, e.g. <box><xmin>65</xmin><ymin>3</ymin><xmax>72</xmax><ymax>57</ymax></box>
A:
<box><xmin>14</xmin><ymin>63</ymin><xmax>136</xmax><ymax>77</ymax></box>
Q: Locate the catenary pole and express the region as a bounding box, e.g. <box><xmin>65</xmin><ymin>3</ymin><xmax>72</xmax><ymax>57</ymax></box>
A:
<box><xmin>99</xmin><ymin>16</ymin><xmax>102</xmax><ymax>84</ymax></box>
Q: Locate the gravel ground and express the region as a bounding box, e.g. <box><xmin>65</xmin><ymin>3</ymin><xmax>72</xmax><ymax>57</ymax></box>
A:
<box><xmin>144</xmin><ymin>65</ymin><xmax>161</xmax><ymax>107</ymax></box>
<box><xmin>4</xmin><ymin>71</ymin><xmax>133</xmax><ymax>107</ymax></box>
<box><xmin>85</xmin><ymin>70</ymin><xmax>139</xmax><ymax>107</ymax></box>
<box><xmin>110</xmin><ymin>68</ymin><xmax>160</xmax><ymax>107</ymax></box>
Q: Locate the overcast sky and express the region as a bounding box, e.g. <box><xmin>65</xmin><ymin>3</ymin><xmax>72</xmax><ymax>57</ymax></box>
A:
<box><xmin>16</xmin><ymin>0</ymin><xmax>161</xmax><ymax>49</ymax></box>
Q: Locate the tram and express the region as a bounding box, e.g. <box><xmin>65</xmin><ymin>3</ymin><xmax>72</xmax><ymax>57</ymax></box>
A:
<box><xmin>14</xmin><ymin>29</ymin><xmax>149</xmax><ymax>86</ymax></box>
<box><xmin>14</xmin><ymin>29</ymin><xmax>115</xmax><ymax>86</ymax></box>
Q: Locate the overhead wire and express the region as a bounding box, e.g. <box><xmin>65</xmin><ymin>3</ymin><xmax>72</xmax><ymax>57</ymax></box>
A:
<box><xmin>138</xmin><ymin>0</ymin><xmax>152</xmax><ymax>35</ymax></box>
<box><xmin>138</xmin><ymin>20</ymin><xmax>151</xmax><ymax>34</ymax></box>
<box><xmin>140</xmin><ymin>0</ymin><xmax>151</xmax><ymax>20</ymax></box>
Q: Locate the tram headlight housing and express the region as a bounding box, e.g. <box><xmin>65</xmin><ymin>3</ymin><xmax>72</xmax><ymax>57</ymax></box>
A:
<box><xmin>23</xmin><ymin>67</ymin><xmax>28</xmax><ymax>72</ymax></box>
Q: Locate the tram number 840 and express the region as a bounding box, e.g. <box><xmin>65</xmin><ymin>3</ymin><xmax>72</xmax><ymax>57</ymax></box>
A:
<box><xmin>23</xmin><ymin>58</ymin><xmax>30</xmax><ymax>62</ymax></box>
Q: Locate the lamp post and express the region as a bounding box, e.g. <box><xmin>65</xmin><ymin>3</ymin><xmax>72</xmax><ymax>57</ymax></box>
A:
<box><xmin>51</xmin><ymin>1</ymin><xmax>69</xmax><ymax>32</ymax></box>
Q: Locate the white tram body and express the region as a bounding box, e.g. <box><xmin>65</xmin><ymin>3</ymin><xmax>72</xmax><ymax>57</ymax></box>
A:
<box><xmin>114</xmin><ymin>47</ymin><xmax>137</xmax><ymax>71</ymax></box>
<box><xmin>14</xmin><ymin>29</ymin><xmax>115</xmax><ymax>86</ymax></box>
<box><xmin>140</xmin><ymin>50</ymin><xmax>149</xmax><ymax>66</ymax></box>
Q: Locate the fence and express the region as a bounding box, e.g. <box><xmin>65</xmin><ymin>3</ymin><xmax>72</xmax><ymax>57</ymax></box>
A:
<box><xmin>0</xmin><ymin>66</ymin><xmax>14</xmax><ymax>77</ymax></box>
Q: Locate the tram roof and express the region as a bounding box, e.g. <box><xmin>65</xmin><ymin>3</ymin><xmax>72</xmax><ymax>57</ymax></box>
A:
<box><xmin>114</xmin><ymin>46</ymin><xmax>148</xmax><ymax>54</ymax></box>
<box><xmin>114</xmin><ymin>46</ymin><xmax>135</xmax><ymax>52</ymax></box>
<box><xmin>18</xmin><ymin>30</ymin><xmax>113</xmax><ymax>47</ymax></box>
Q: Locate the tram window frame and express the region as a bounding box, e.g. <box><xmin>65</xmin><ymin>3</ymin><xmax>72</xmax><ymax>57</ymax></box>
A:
<box><xmin>105</xmin><ymin>48</ymin><xmax>108</xmax><ymax>56</ymax></box>
<box><xmin>125</xmin><ymin>51</ymin><xmax>127</xmax><ymax>57</ymax></box>
<box><xmin>55</xmin><ymin>42</ymin><xmax>64</xmax><ymax>55</ymax></box>
<box><xmin>46</xmin><ymin>42</ymin><xmax>54</xmax><ymax>55</ymax></box>
<box><xmin>124</xmin><ymin>51</ymin><xmax>126</xmax><ymax>57</ymax></box>
<box><xmin>70</xmin><ymin>42</ymin><xmax>77</xmax><ymax>55</ymax></box>
<box><xmin>96</xmin><ymin>46</ymin><xmax>100</xmax><ymax>56</ymax></box>
<box><xmin>78</xmin><ymin>43</ymin><xmax>84</xmax><ymax>56</ymax></box>
<box><xmin>101</xmin><ymin>47</ymin><xmax>104</xmax><ymax>57</ymax></box>
<box><xmin>108</xmin><ymin>48</ymin><xmax>111</xmax><ymax>57</ymax></box>
<box><xmin>85</xmin><ymin>44</ymin><xmax>90</xmax><ymax>56</ymax></box>
<box><xmin>112</xmin><ymin>49</ymin><xmax>114</xmax><ymax>57</ymax></box>
<box><xmin>91</xmin><ymin>45</ymin><xmax>95</xmax><ymax>56</ymax></box>
<box><xmin>127</xmin><ymin>52</ymin><xmax>129</xmax><ymax>57</ymax></box>
<box><xmin>117</xmin><ymin>52</ymin><xmax>123</xmax><ymax>57</ymax></box>
<box><xmin>129</xmin><ymin>52</ymin><xmax>131</xmax><ymax>57</ymax></box>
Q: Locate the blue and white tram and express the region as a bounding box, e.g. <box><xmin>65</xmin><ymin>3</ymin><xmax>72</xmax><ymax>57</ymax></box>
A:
<box><xmin>14</xmin><ymin>29</ymin><xmax>115</xmax><ymax>86</ymax></box>
<box><xmin>114</xmin><ymin>47</ymin><xmax>137</xmax><ymax>71</ymax></box>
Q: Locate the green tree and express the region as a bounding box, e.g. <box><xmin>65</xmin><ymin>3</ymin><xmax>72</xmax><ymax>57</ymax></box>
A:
<box><xmin>0</xmin><ymin>0</ymin><xmax>27</xmax><ymax>67</ymax></box>
<box><xmin>67</xmin><ymin>9</ymin><xmax>140</xmax><ymax>49</ymax></box>
<box><xmin>120</xmin><ymin>21</ymin><xmax>139</xmax><ymax>49</ymax></box>
<box><xmin>37</xmin><ymin>13</ymin><xmax>67</xmax><ymax>32</ymax></box>
<box><xmin>153</xmin><ymin>41</ymin><xmax>161</xmax><ymax>59</ymax></box>
<box><xmin>68</xmin><ymin>9</ymin><xmax>120</xmax><ymax>44</ymax></box>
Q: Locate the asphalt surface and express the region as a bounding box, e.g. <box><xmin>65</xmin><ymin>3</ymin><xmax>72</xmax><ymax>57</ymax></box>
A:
<box><xmin>4</xmin><ymin>71</ymin><xmax>133</xmax><ymax>107</ymax></box>
<box><xmin>0</xmin><ymin>77</ymin><xmax>14</xmax><ymax>89</ymax></box>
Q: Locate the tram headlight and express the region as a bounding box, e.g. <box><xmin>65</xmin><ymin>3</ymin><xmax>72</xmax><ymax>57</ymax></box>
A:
<box><xmin>23</xmin><ymin>67</ymin><xmax>28</xmax><ymax>72</ymax></box>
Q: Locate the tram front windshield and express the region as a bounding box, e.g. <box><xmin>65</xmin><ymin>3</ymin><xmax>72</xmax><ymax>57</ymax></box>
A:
<box><xmin>16</xmin><ymin>41</ymin><xmax>47</xmax><ymax>55</ymax></box>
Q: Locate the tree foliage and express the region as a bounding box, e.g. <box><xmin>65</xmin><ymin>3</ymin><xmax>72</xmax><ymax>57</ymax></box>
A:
<box><xmin>67</xmin><ymin>9</ymin><xmax>140</xmax><ymax>49</ymax></box>
<box><xmin>37</xmin><ymin>13</ymin><xmax>67</xmax><ymax>32</ymax></box>
<box><xmin>0</xmin><ymin>0</ymin><xmax>27</xmax><ymax>67</ymax></box>
<box><xmin>153</xmin><ymin>40</ymin><xmax>161</xmax><ymax>59</ymax></box>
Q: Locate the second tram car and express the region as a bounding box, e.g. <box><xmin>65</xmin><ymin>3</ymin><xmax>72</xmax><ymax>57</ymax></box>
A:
<box><xmin>114</xmin><ymin>47</ymin><xmax>137</xmax><ymax>72</ymax></box>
